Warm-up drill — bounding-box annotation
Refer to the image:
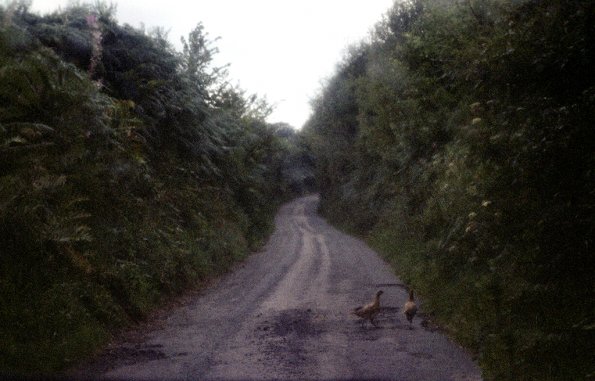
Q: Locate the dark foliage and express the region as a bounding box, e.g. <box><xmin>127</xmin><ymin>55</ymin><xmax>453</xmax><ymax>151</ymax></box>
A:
<box><xmin>0</xmin><ymin>2</ymin><xmax>310</xmax><ymax>373</ymax></box>
<box><xmin>304</xmin><ymin>0</ymin><xmax>594</xmax><ymax>379</ymax></box>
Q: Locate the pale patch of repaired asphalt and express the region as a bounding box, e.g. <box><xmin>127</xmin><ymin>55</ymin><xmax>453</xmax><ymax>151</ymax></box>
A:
<box><xmin>74</xmin><ymin>195</ymin><xmax>482</xmax><ymax>380</ymax></box>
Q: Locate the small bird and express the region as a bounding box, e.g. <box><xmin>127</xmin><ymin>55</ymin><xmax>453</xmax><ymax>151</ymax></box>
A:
<box><xmin>352</xmin><ymin>290</ymin><xmax>383</xmax><ymax>327</ymax></box>
<box><xmin>404</xmin><ymin>290</ymin><xmax>417</xmax><ymax>328</ymax></box>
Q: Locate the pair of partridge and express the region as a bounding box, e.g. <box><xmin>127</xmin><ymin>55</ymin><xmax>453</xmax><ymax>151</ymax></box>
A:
<box><xmin>352</xmin><ymin>289</ymin><xmax>417</xmax><ymax>328</ymax></box>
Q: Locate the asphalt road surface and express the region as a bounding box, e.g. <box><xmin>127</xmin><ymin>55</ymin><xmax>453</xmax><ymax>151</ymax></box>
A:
<box><xmin>77</xmin><ymin>195</ymin><xmax>482</xmax><ymax>380</ymax></box>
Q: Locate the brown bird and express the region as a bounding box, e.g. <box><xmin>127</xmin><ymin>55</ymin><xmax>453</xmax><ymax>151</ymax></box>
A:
<box><xmin>352</xmin><ymin>290</ymin><xmax>383</xmax><ymax>327</ymax></box>
<box><xmin>404</xmin><ymin>290</ymin><xmax>417</xmax><ymax>328</ymax></box>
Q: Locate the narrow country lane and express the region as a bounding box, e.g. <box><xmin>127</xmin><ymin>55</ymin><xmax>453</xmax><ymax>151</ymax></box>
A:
<box><xmin>76</xmin><ymin>195</ymin><xmax>482</xmax><ymax>380</ymax></box>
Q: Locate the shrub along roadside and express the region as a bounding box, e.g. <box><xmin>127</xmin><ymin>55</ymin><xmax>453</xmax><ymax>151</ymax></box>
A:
<box><xmin>304</xmin><ymin>0</ymin><xmax>594</xmax><ymax>379</ymax></box>
<box><xmin>0</xmin><ymin>3</ymin><xmax>311</xmax><ymax>374</ymax></box>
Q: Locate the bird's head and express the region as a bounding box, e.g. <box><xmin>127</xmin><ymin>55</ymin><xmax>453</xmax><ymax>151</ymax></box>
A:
<box><xmin>409</xmin><ymin>290</ymin><xmax>415</xmax><ymax>300</ymax></box>
<box><xmin>376</xmin><ymin>290</ymin><xmax>384</xmax><ymax>297</ymax></box>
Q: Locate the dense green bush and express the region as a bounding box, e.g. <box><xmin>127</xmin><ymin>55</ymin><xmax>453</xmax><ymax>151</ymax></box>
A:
<box><xmin>305</xmin><ymin>0</ymin><xmax>594</xmax><ymax>379</ymax></box>
<box><xmin>0</xmin><ymin>2</ymin><xmax>309</xmax><ymax>373</ymax></box>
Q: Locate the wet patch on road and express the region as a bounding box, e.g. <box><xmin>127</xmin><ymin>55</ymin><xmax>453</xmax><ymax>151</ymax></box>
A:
<box><xmin>254</xmin><ymin>308</ymin><xmax>325</xmax><ymax>376</ymax></box>
<box><xmin>270</xmin><ymin>309</ymin><xmax>323</xmax><ymax>338</ymax></box>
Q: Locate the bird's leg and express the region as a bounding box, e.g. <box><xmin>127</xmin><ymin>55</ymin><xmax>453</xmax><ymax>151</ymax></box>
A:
<box><xmin>371</xmin><ymin>317</ymin><xmax>378</xmax><ymax>328</ymax></box>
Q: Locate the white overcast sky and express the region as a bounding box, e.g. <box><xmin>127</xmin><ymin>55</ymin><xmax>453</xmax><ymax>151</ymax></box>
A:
<box><xmin>29</xmin><ymin>0</ymin><xmax>396</xmax><ymax>129</ymax></box>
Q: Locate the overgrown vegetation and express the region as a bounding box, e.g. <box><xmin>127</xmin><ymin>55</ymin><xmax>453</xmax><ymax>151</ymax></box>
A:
<box><xmin>0</xmin><ymin>2</ymin><xmax>311</xmax><ymax>373</ymax></box>
<box><xmin>304</xmin><ymin>0</ymin><xmax>594</xmax><ymax>379</ymax></box>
